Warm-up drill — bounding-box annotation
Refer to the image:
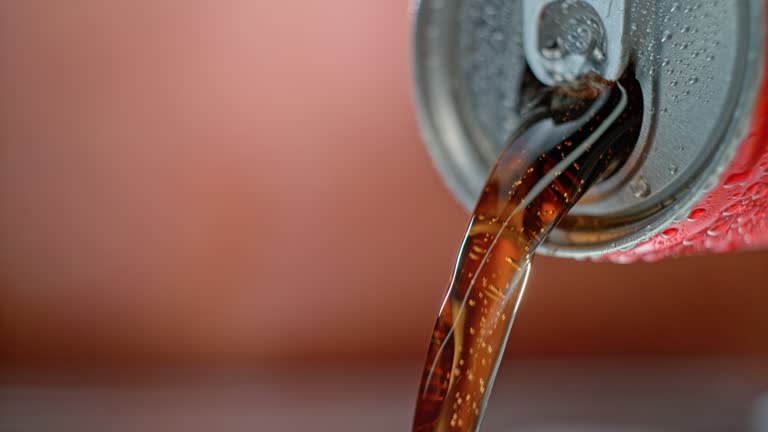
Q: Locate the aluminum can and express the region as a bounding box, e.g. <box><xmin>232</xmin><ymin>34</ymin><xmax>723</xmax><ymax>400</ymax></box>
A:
<box><xmin>413</xmin><ymin>0</ymin><xmax>768</xmax><ymax>262</ymax></box>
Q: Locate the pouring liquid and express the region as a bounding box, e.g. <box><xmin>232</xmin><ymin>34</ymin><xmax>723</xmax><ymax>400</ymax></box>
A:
<box><xmin>412</xmin><ymin>72</ymin><xmax>642</xmax><ymax>432</ymax></box>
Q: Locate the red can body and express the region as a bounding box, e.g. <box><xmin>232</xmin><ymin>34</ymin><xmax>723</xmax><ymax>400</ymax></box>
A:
<box><xmin>608</xmin><ymin>34</ymin><xmax>768</xmax><ymax>263</ymax></box>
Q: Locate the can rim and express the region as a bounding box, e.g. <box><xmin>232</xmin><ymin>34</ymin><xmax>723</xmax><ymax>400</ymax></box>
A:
<box><xmin>411</xmin><ymin>0</ymin><xmax>484</xmax><ymax>212</ymax></box>
<box><xmin>412</xmin><ymin>0</ymin><xmax>766</xmax><ymax>259</ymax></box>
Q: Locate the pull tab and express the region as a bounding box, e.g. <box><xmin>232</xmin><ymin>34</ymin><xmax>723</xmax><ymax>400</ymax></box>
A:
<box><xmin>523</xmin><ymin>0</ymin><xmax>630</xmax><ymax>85</ymax></box>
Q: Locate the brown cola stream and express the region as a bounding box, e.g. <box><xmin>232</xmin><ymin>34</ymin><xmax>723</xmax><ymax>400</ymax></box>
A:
<box><xmin>412</xmin><ymin>73</ymin><xmax>642</xmax><ymax>432</ymax></box>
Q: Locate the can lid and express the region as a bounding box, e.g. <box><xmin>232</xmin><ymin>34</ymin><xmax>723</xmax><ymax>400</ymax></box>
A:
<box><xmin>413</xmin><ymin>0</ymin><xmax>765</xmax><ymax>258</ymax></box>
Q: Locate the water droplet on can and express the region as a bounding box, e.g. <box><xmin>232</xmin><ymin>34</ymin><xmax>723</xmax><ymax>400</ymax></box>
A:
<box><xmin>662</xmin><ymin>227</ymin><xmax>679</xmax><ymax>238</ymax></box>
<box><xmin>688</xmin><ymin>208</ymin><xmax>707</xmax><ymax>220</ymax></box>
<box><xmin>724</xmin><ymin>171</ymin><xmax>750</xmax><ymax>187</ymax></box>
<box><xmin>723</xmin><ymin>201</ymin><xmax>744</xmax><ymax>216</ymax></box>
<box><xmin>707</xmin><ymin>221</ymin><xmax>730</xmax><ymax>237</ymax></box>
<box><xmin>630</xmin><ymin>177</ymin><xmax>651</xmax><ymax>199</ymax></box>
<box><xmin>743</xmin><ymin>182</ymin><xmax>765</xmax><ymax>199</ymax></box>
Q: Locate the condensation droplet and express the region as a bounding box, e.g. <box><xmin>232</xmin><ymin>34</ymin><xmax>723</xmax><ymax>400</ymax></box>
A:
<box><xmin>683</xmin><ymin>232</ymin><xmax>705</xmax><ymax>246</ymax></box>
<box><xmin>743</xmin><ymin>182</ymin><xmax>763</xmax><ymax>199</ymax></box>
<box><xmin>724</xmin><ymin>171</ymin><xmax>750</xmax><ymax>187</ymax></box>
<box><xmin>630</xmin><ymin>177</ymin><xmax>651</xmax><ymax>199</ymax></box>
<box><xmin>688</xmin><ymin>208</ymin><xmax>707</xmax><ymax>220</ymax></box>
<box><xmin>707</xmin><ymin>221</ymin><xmax>729</xmax><ymax>237</ymax></box>
<box><xmin>662</xmin><ymin>227</ymin><xmax>680</xmax><ymax>238</ymax></box>
<box><xmin>723</xmin><ymin>201</ymin><xmax>744</xmax><ymax>216</ymax></box>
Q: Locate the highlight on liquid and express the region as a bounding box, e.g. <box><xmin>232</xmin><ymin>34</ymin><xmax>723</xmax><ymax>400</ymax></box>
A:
<box><xmin>412</xmin><ymin>72</ymin><xmax>642</xmax><ymax>432</ymax></box>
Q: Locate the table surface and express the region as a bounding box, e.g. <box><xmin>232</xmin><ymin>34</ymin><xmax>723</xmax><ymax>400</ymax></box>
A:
<box><xmin>2</xmin><ymin>359</ymin><xmax>767</xmax><ymax>432</ymax></box>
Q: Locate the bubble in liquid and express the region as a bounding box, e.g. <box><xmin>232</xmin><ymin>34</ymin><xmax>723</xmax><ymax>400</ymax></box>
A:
<box><xmin>630</xmin><ymin>177</ymin><xmax>651</xmax><ymax>199</ymax></box>
<box><xmin>661</xmin><ymin>31</ymin><xmax>672</xmax><ymax>42</ymax></box>
<box><xmin>688</xmin><ymin>76</ymin><xmax>698</xmax><ymax>84</ymax></box>
<box><xmin>669</xmin><ymin>164</ymin><xmax>679</xmax><ymax>175</ymax></box>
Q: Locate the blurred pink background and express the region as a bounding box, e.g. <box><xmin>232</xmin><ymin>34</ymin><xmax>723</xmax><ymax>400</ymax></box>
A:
<box><xmin>1</xmin><ymin>0</ymin><xmax>767</xmax><ymax>377</ymax></box>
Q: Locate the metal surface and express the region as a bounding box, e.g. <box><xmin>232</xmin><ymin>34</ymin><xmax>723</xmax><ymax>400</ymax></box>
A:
<box><xmin>523</xmin><ymin>0</ymin><xmax>629</xmax><ymax>85</ymax></box>
<box><xmin>413</xmin><ymin>0</ymin><xmax>765</xmax><ymax>258</ymax></box>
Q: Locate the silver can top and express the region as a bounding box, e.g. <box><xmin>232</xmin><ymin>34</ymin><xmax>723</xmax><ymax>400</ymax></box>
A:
<box><xmin>522</xmin><ymin>0</ymin><xmax>629</xmax><ymax>85</ymax></box>
<box><xmin>413</xmin><ymin>0</ymin><xmax>765</xmax><ymax>258</ymax></box>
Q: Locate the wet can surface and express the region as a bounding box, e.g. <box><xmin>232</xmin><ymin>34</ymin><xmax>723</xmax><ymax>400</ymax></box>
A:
<box><xmin>413</xmin><ymin>0</ymin><xmax>768</xmax><ymax>261</ymax></box>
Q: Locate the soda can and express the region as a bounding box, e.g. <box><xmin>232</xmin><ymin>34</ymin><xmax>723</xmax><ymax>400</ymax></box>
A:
<box><xmin>412</xmin><ymin>0</ymin><xmax>768</xmax><ymax>262</ymax></box>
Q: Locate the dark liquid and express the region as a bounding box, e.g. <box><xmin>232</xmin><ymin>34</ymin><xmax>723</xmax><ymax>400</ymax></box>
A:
<box><xmin>412</xmin><ymin>73</ymin><xmax>642</xmax><ymax>432</ymax></box>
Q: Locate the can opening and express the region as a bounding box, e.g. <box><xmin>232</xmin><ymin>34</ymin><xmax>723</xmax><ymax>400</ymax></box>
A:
<box><xmin>518</xmin><ymin>63</ymin><xmax>643</xmax><ymax>186</ymax></box>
